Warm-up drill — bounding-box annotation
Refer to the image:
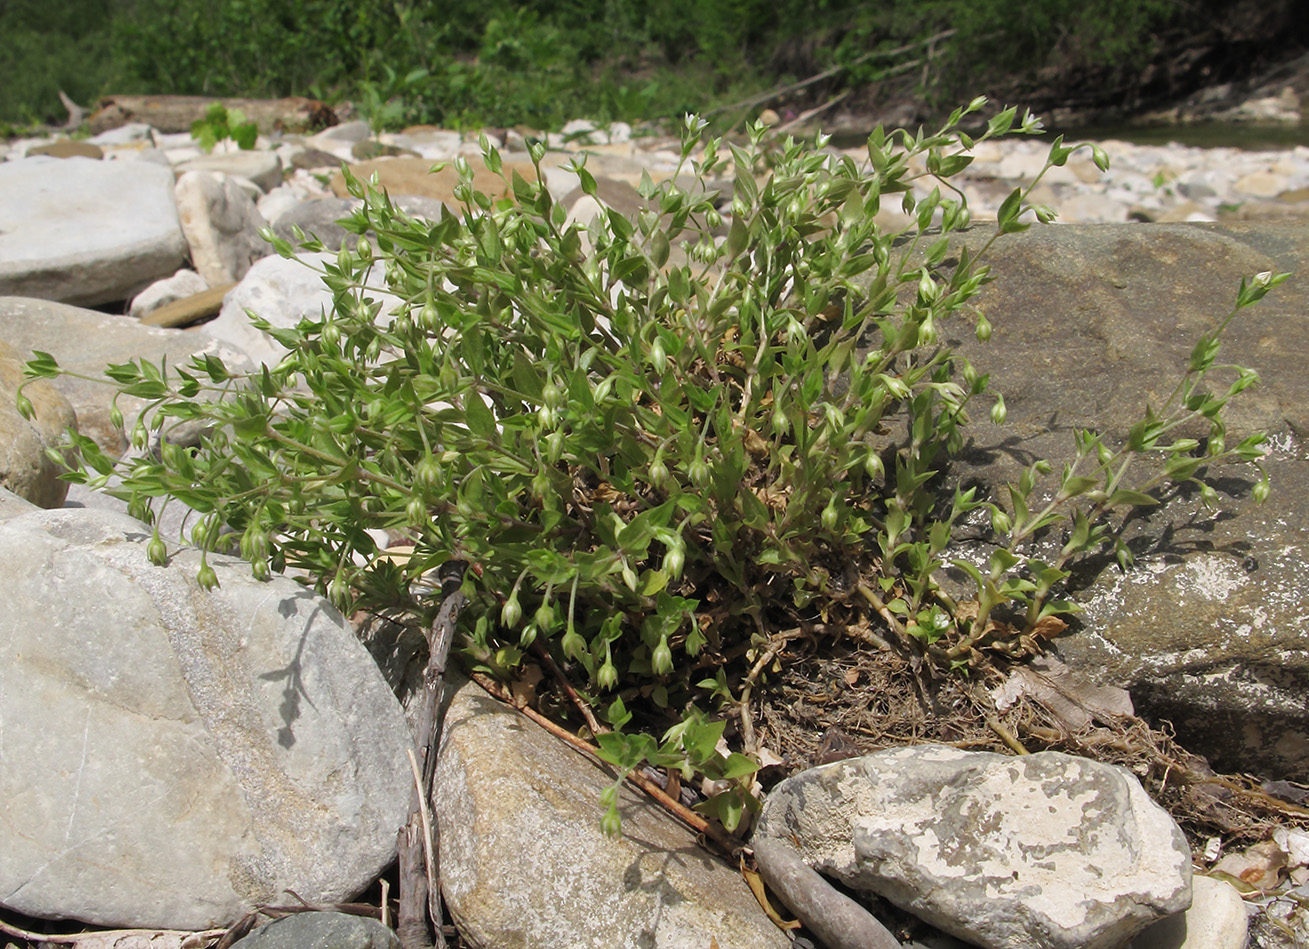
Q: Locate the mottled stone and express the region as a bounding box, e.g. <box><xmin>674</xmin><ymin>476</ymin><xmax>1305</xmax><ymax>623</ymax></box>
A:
<box><xmin>754</xmin><ymin>746</ymin><xmax>1191</xmax><ymax>949</ymax></box>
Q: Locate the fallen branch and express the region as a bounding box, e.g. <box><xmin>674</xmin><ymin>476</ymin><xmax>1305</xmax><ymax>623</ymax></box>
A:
<box><xmin>466</xmin><ymin>670</ymin><xmax>745</xmax><ymax>857</ymax></box>
<box><xmin>0</xmin><ymin>916</ymin><xmax>224</xmax><ymax>948</ymax></box>
<box><xmin>397</xmin><ymin>563</ymin><xmax>468</xmax><ymax>949</ymax></box>
<box><xmin>752</xmin><ymin>837</ymin><xmax>901</xmax><ymax>949</ymax></box>
<box><xmin>708</xmin><ymin>29</ymin><xmax>955</xmax><ymax>117</ymax></box>
<box><xmin>774</xmin><ymin>90</ymin><xmax>852</xmax><ymax>136</ymax></box>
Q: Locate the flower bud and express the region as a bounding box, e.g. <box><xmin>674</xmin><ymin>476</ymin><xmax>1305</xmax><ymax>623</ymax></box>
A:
<box><xmin>197</xmin><ymin>560</ymin><xmax>220</xmax><ymax>592</ymax></box>
<box><xmin>821</xmin><ymin>499</ymin><xmax>840</xmax><ymax>532</ymax></box>
<box><xmin>416</xmin><ymin>455</ymin><xmax>441</xmax><ymax>488</ymax></box>
<box><xmin>147</xmin><ymin>533</ymin><xmax>168</xmax><ymax>566</ymax></box>
<box><xmin>419</xmin><ymin>303</ymin><xmax>441</xmax><ymax>332</ymax></box>
<box><xmin>652</xmin><ymin>636</ymin><xmax>674</xmax><ymax>675</ymax></box>
<box><xmin>500</xmin><ymin>592</ymin><xmax>523</xmax><ymax>628</ymax></box>
<box><xmin>664</xmin><ymin>540</ymin><xmax>685</xmax><ymax>580</ymax></box>
<box><xmin>649</xmin><ymin>454</ymin><xmax>669</xmax><ymax>487</ymax></box>
<box><xmin>990</xmin><ymin>394</ymin><xmax>1007</xmax><ymax>426</ymax></box>
<box><xmin>561</xmin><ymin>627</ymin><xmax>587</xmax><ymax>663</ymax></box>
<box><xmin>535</xmin><ymin>601</ymin><xmax>557</xmax><ymax>631</ymax></box>
<box><xmin>600</xmin><ymin>807</ymin><xmax>622</xmax><ymax>838</ymax></box>
<box><xmin>689</xmin><ymin>457</ymin><xmax>711</xmax><ymax>489</ymax></box>
<box><xmin>407</xmin><ymin>496</ymin><xmax>428</xmax><ymax>525</ymax></box>
<box><xmin>1253</xmin><ymin>478</ymin><xmax>1270</xmax><ymax>504</ymax></box>
<box><xmin>546</xmin><ymin>430</ymin><xmax>565</xmax><ymax>464</ymax></box>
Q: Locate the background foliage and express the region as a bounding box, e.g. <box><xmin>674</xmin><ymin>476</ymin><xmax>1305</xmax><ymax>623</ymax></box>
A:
<box><xmin>2</xmin><ymin>0</ymin><xmax>1304</xmax><ymax>130</ymax></box>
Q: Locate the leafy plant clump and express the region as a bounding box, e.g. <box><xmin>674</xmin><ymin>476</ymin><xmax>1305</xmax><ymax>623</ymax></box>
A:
<box><xmin>190</xmin><ymin>102</ymin><xmax>258</xmax><ymax>153</ymax></box>
<box><xmin>23</xmin><ymin>101</ymin><xmax>1281</xmax><ymax>833</ymax></box>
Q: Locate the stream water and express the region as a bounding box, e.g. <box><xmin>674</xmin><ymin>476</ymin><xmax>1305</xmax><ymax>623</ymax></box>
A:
<box><xmin>1051</xmin><ymin>120</ymin><xmax>1309</xmax><ymax>150</ymax></box>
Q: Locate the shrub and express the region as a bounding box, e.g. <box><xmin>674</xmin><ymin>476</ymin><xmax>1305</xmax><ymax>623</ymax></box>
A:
<box><xmin>23</xmin><ymin>101</ymin><xmax>1280</xmax><ymax>832</ymax></box>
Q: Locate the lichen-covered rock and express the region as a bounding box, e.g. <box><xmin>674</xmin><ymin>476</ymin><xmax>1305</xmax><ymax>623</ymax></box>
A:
<box><xmin>754</xmin><ymin>745</ymin><xmax>1191</xmax><ymax>949</ymax></box>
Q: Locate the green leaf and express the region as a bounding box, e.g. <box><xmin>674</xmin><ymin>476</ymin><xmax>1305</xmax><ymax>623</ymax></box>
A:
<box><xmin>987</xmin><ymin>107</ymin><xmax>1017</xmax><ymax>136</ymax></box>
<box><xmin>726</xmin><ymin>215</ymin><xmax>749</xmax><ymax>259</ymax></box>
<box><xmin>1106</xmin><ymin>489</ymin><xmax>1158</xmax><ymax>507</ymax></box>
<box><xmin>719</xmin><ymin>753</ymin><xmax>760</xmax><ymax>780</ymax></box>
<box><xmin>463</xmin><ymin>392</ymin><xmax>496</xmax><ymax>438</ymax></box>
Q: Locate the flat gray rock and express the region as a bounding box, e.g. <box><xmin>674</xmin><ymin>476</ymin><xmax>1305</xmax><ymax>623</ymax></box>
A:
<box><xmin>0</xmin><ymin>505</ymin><xmax>414</xmax><ymax>930</ymax></box>
<box><xmin>176</xmin><ymin>151</ymin><xmax>284</xmax><ymax>193</ymax></box>
<box><xmin>434</xmin><ymin>676</ymin><xmax>789</xmax><ymax>949</ymax></box>
<box><xmin>754</xmin><ymin>745</ymin><xmax>1191</xmax><ymax>949</ymax></box>
<box><xmin>0</xmin><ymin>157</ymin><xmax>188</xmax><ymax>306</ymax></box>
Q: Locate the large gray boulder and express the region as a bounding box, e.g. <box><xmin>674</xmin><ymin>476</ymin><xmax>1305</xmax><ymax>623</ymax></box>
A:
<box><xmin>0</xmin><ymin>157</ymin><xmax>189</xmax><ymax>306</ymax></box>
<box><xmin>434</xmin><ymin>676</ymin><xmax>789</xmax><ymax>949</ymax></box>
<box><xmin>944</xmin><ymin>222</ymin><xmax>1309</xmax><ymax>781</ymax></box>
<box><xmin>0</xmin><ymin>296</ymin><xmax>249</xmax><ymax>455</ymax></box>
<box><xmin>753</xmin><ymin>745</ymin><xmax>1192</xmax><ymax>949</ymax></box>
<box><xmin>0</xmin><ymin>497</ymin><xmax>414</xmax><ymax>930</ymax></box>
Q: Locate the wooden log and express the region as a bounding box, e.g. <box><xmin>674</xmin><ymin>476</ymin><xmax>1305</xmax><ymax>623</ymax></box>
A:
<box><xmin>88</xmin><ymin>95</ymin><xmax>337</xmax><ymax>135</ymax></box>
<box><xmin>138</xmin><ymin>283</ymin><xmax>238</xmax><ymax>329</ymax></box>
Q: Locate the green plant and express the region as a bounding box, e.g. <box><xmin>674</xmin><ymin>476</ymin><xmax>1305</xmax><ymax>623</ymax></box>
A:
<box><xmin>355</xmin><ymin>64</ymin><xmax>431</xmax><ymax>136</ymax></box>
<box><xmin>190</xmin><ymin>102</ymin><xmax>258</xmax><ymax>152</ymax></box>
<box><xmin>22</xmin><ymin>101</ymin><xmax>1280</xmax><ymax>835</ymax></box>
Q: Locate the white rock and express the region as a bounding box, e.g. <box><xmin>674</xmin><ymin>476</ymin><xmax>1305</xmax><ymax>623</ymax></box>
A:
<box><xmin>0</xmin><ymin>340</ymin><xmax>77</xmax><ymax>508</ymax></box>
<box><xmin>87</xmin><ymin>123</ymin><xmax>154</xmax><ymax>146</ymax></box>
<box><xmin>1234</xmin><ymin>171</ymin><xmax>1291</xmax><ymax>198</ymax></box>
<box><xmin>1058</xmin><ymin>191</ymin><xmax>1131</xmax><ymax>223</ymax></box>
<box><xmin>207</xmin><ymin>253</ymin><xmax>403</xmax><ymax>368</ymax></box>
<box><xmin>754</xmin><ymin>745</ymin><xmax>1191</xmax><ymax>949</ymax></box>
<box><xmin>0</xmin><ymin>296</ymin><xmax>250</xmax><ymax>455</ymax></box>
<box><xmin>176</xmin><ymin>150</ymin><xmax>284</xmax><ymax>192</ymax></box>
<box><xmin>312</xmin><ymin>120</ymin><xmax>372</xmax><ymax>145</ymax></box>
<box><xmin>0</xmin><ymin>157</ymin><xmax>189</xmax><ymax>306</ymax></box>
<box><xmin>1127</xmin><ymin>876</ymin><xmax>1249</xmax><ymax>949</ymax></box>
<box><xmin>384</xmin><ymin>128</ymin><xmax>463</xmax><ymax>159</ymax></box>
<box><xmin>174</xmin><ymin>171</ymin><xmax>271</xmax><ymax>286</ymax></box>
<box><xmin>257</xmin><ymin>181</ymin><xmax>313</xmax><ymax>225</ymax></box>
<box><xmin>128</xmin><ymin>268</ymin><xmax>211</xmax><ymax>319</ymax></box>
